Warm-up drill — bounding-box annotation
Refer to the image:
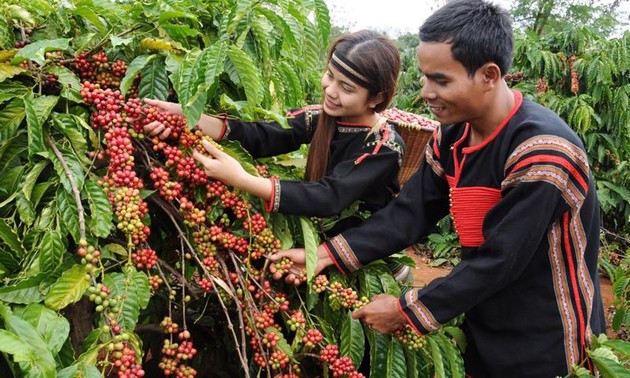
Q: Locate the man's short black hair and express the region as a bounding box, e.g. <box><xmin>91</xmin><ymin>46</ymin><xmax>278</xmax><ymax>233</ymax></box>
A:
<box><xmin>419</xmin><ymin>0</ymin><xmax>513</xmax><ymax>77</ymax></box>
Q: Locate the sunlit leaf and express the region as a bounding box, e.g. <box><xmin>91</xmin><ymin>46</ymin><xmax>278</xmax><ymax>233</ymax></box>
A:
<box><xmin>12</xmin><ymin>38</ymin><xmax>70</xmax><ymax>66</ymax></box>
<box><xmin>44</xmin><ymin>264</ymin><xmax>90</xmax><ymax>310</ymax></box>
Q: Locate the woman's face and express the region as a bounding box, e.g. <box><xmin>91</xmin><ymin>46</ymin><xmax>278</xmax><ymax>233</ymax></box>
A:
<box><xmin>321</xmin><ymin>64</ymin><xmax>378</xmax><ymax>123</ymax></box>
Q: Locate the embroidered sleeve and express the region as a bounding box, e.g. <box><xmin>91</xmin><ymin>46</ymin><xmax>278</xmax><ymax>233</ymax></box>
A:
<box><xmin>502</xmin><ymin>135</ymin><xmax>590</xmax><ymax>210</ymax></box>
<box><xmin>322</xmin><ymin>159</ymin><xmax>450</xmax><ymax>275</ymax></box>
<box><xmin>224</xmin><ymin>106</ymin><xmax>317</xmax><ymax>158</ymax></box>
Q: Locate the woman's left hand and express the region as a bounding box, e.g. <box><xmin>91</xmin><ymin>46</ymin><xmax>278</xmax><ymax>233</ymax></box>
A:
<box><xmin>193</xmin><ymin>140</ymin><xmax>247</xmax><ymax>186</ymax></box>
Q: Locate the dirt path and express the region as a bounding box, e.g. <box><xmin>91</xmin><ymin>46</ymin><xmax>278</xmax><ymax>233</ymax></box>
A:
<box><xmin>406</xmin><ymin>248</ymin><xmax>618</xmax><ymax>338</ymax></box>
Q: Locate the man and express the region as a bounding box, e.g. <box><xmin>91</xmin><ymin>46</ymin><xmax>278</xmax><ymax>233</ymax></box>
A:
<box><xmin>270</xmin><ymin>0</ymin><xmax>605</xmax><ymax>376</ymax></box>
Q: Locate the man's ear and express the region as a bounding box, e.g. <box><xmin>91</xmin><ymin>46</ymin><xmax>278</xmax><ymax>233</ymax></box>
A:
<box><xmin>369</xmin><ymin>92</ymin><xmax>384</xmax><ymax>109</ymax></box>
<box><xmin>481</xmin><ymin>63</ymin><xmax>502</xmax><ymax>88</ymax></box>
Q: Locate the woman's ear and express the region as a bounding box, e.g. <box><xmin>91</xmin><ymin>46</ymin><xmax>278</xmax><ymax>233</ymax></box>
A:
<box><xmin>368</xmin><ymin>92</ymin><xmax>384</xmax><ymax>109</ymax></box>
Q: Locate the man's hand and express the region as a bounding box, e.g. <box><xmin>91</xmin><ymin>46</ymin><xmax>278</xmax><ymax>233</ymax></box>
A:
<box><xmin>352</xmin><ymin>294</ymin><xmax>407</xmax><ymax>334</ymax></box>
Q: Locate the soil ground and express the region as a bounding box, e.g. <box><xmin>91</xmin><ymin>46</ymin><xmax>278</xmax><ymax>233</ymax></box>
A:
<box><xmin>406</xmin><ymin>248</ymin><xmax>618</xmax><ymax>339</ymax></box>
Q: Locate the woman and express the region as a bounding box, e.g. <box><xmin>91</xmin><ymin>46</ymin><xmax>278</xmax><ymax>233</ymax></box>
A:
<box><xmin>145</xmin><ymin>30</ymin><xmax>411</xmax><ymax>283</ymax></box>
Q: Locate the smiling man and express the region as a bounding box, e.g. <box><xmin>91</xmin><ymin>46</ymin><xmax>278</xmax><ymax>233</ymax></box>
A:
<box><xmin>270</xmin><ymin>0</ymin><xmax>606</xmax><ymax>376</ymax></box>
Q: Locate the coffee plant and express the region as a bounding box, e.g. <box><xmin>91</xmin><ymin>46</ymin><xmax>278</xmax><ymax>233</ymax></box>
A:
<box><xmin>0</xmin><ymin>1</ymin><xmax>465</xmax><ymax>377</ymax></box>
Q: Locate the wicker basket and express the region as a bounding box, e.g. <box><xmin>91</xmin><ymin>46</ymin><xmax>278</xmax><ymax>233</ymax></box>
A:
<box><xmin>383</xmin><ymin>109</ymin><xmax>437</xmax><ymax>188</ymax></box>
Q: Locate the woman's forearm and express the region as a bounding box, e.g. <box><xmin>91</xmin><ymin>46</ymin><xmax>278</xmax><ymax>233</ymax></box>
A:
<box><xmin>197</xmin><ymin>114</ymin><xmax>226</xmax><ymax>140</ymax></box>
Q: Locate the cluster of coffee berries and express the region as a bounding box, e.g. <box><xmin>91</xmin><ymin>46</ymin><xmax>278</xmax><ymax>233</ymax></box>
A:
<box><xmin>87</xmin><ymin>283</ymin><xmax>120</xmax><ymax>313</ymax></box>
<box><xmin>568</xmin><ymin>55</ymin><xmax>579</xmax><ymax>94</ymax></box>
<box><xmin>131</xmin><ymin>248</ymin><xmax>158</xmax><ymax>270</ymax></box>
<box><xmin>536</xmin><ymin>77</ymin><xmax>549</xmax><ymax>96</ymax></box>
<box><xmin>158</xmin><ymin>332</ymin><xmax>198</xmax><ymax>377</ymax></box>
<box><xmin>107</xmin><ymin>339</ymin><xmax>145</xmax><ymax>378</ymax></box>
<box><xmin>72</xmin><ymin>52</ymin><xmax>127</xmax><ymax>88</ymax></box>
<box><xmin>77</xmin><ymin>239</ymin><xmax>102</xmax><ymax>272</ymax></box>
<box><xmin>393</xmin><ymin>324</ymin><xmax>427</xmax><ymax>351</ymax></box>
<box><xmin>504</xmin><ymin>71</ymin><xmax>524</xmax><ymax>82</ymax></box>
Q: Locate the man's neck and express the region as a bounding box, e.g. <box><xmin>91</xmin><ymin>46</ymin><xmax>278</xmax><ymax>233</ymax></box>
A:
<box><xmin>468</xmin><ymin>84</ymin><xmax>515</xmax><ymax>146</ymax></box>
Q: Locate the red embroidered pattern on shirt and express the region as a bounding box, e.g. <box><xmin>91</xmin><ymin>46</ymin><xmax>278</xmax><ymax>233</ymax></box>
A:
<box><xmin>448</xmin><ymin>185</ymin><xmax>502</xmax><ymax>248</ymax></box>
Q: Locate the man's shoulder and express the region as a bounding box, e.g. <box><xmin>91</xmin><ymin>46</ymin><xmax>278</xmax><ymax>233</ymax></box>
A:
<box><xmin>509</xmin><ymin>99</ymin><xmax>583</xmax><ymax>147</ymax></box>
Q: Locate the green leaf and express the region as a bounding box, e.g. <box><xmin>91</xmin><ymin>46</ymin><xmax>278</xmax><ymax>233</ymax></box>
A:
<box><xmin>34</xmin><ymin>199</ymin><xmax>57</xmax><ymax>231</ymax></box>
<box><xmin>219</xmin><ymin>140</ymin><xmax>258</xmax><ymax>176</ymax></box>
<box><xmin>85</xmin><ymin>180</ymin><xmax>112</xmax><ymax>238</ymax></box>
<box><xmin>44</xmin><ymin>264</ymin><xmax>91</xmax><ymax>310</ymax></box>
<box><xmin>0</xmin><ymin>329</ymin><xmax>32</xmax><ymax>362</ymax></box>
<box><xmin>340</xmin><ymin>312</ymin><xmax>365</xmax><ymax>368</ymax></box>
<box><xmin>3</xmin><ymin>311</ymin><xmax>57</xmax><ymax>377</ymax></box>
<box><xmin>0</xmin><ymin>166</ymin><xmax>24</xmax><ymax>201</ymax></box>
<box><xmin>139</xmin><ymin>57</ymin><xmax>169</xmax><ymax>101</ymax></box>
<box><xmin>435</xmin><ymin>332</ymin><xmax>465</xmax><ymax>377</ymax></box>
<box><xmin>0</xmin><ymin>98</ymin><xmax>26</xmax><ymax>141</ymax></box>
<box><xmin>269</xmin><ymin>213</ymin><xmax>294</xmax><ymax>250</ymax></box>
<box><xmin>51</xmin><ymin>113</ymin><xmax>89</xmax><ymax>163</ymax></box>
<box><xmin>51</xmin><ymin>150</ymin><xmax>85</xmax><ymax>201</ymax></box>
<box><xmin>16</xmin><ymin>191</ymin><xmax>36</xmax><ymax>226</ymax></box>
<box><xmin>12</xmin><ymin>38</ymin><xmax>71</xmax><ymax>66</ymax></box>
<box><xmin>24</xmin><ymin>94</ymin><xmax>58</xmax><ymax>158</ymax></box>
<box><xmin>57</xmin><ymin>363</ymin><xmax>101</xmax><ymax>378</ymax></box>
<box><xmin>120</xmin><ymin>54</ymin><xmax>158</xmax><ymax>97</ymax></box>
<box><xmin>0</xmin><ymin>275</ymin><xmax>45</xmax><ymax>304</ymax></box>
<box><xmin>227</xmin><ymin>45</ymin><xmax>261</xmax><ymax>108</ymax></box>
<box><xmin>387</xmin><ymin>339</ymin><xmax>408</xmax><ymax>377</ymax></box>
<box><xmin>48</xmin><ymin>65</ymin><xmax>82</xmax><ymax>103</ymax></box>
<box><xmin>300</xmin><ymin>217</ymin><xmax>319</xmax><ymax>282</ymax></box>
<box><xmin>427</xmin><ymin>335</ymin><xmax>446</xmax><ymax>377</ymax></box>
<box><xmin>5</xmin><ymin>5</ymin><xmax>36</xmax><ymax>26</ymax></box>
<box><xmin>170</xmin><ymin>49</ymin><xmax>204</xmax><ymax>127</ymax></box>
<box><xmin>39</xmin><ymin>229</ymin><xmax>66</xmax><ymax>272</ymax></box>
<box><xmin>21</xmin><ymin>161</ymin><xmax>49</xmax><ymax>201</ymax></box>
<box><xmin>56</xmin><ymin>186</ymin><xmax>81</xmax><ymax>242</ymax></box>
<box><xmin>0</xmin><ymin>63</ymin><xmax>27</xmax><ymax>83</ymax></box>
<box><xmin>591</xmin><ymin>354</ymin><xmax>629</xmax><ymax>377</ymax></box>
<box><xmin>265</xmin><ymin>327</ymin><xmax>293</xmax><ymax>358</ymax></box>
<box><xmin>72</xmin><ymin>7</ymin><xmax>106</xmax><ymax>33</ymax></box>
<box><xmin>603</xmin><ymin>339</ymin><xmax>630</xmax><ymax>358</ymax></box>
<box><xmin>0</xmin><ymin>14</ymin><xmax>14</xmax><ymax>50</ymax></box>
<box><xmin>0</xmin><ymin>217</ymin><xmax>28</xmax><ymax>258</ymax></box>
<box><xmin>103</xmin><ymin>268</ymin><xmax>151</xmax><ymax>330</ymax></box>
<box><xmin>14</xmin><ymin>303</ymin><xmax>70</xmax><ymax>355</ymax></box>
<box><xmin>369</xmin><ymin>331</ymin><xmax>391</xmax><ymax>377</ymax></box>
<box><xmin>443</xmin><ymin>326</ymin><xmax>467</xmax><ymax>353</ymax></box>
<box><xmin>110</xmin><ymin>35</ymin><xmax>134</xmax><ymax>48</ymax></box>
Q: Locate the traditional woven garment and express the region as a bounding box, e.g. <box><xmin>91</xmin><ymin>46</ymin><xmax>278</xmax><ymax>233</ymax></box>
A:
<box><xmin>221</xmin><ymin>106</ymin><xmax>403</xmax><ymax>227</ymax></box>
<box><xmin>324</xmin><ymin>91</ymin><xmax>606</xmax><ymax>377</ymax></box>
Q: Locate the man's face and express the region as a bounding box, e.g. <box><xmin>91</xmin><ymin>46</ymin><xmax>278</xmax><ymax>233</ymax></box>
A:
<box><xmin>417</xmin><ymin>41</ymin><xmax>486</xmax><ymax>126</ymax></box>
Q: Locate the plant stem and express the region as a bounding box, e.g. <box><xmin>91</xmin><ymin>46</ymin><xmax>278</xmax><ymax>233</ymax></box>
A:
<box><xmin>47</xmin><ymin>136</ymin><xmax>86</xmax><ymax>241</ymax></box>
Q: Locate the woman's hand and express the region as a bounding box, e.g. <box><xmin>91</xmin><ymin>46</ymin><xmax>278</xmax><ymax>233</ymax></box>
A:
<box><xmin>268</xmin><ymin>248</ymin><xmax>308</xmax><ymax>285</ymax></box>
<box><xmin>142</xmin><ymin>99</ymin><xmax>183</xmax><ymax>140</ymax></box>
<box><xmin>192</xmin><ymin>140</ymin><xmax>248</xmax><ymax>186</ymax></box>
<box><xmin>144</xmin><ymin>98</ymin><xmax>183</xmax><ymax>115</ymax></box>
<box><xmin>268</xmin><ymin>245</ymin><xmax>334</xmax><ymax>285</ymax></box>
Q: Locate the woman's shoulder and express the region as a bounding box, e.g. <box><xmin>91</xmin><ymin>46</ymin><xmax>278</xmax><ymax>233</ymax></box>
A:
<box><xmin>286</xmin><ymin>105</ymin><xmax>322</xmax><ymax>132</ymax></box>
